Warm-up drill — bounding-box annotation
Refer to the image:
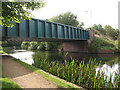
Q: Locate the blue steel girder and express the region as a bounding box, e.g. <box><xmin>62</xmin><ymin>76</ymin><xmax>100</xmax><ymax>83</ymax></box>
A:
<box><xmin>1</xmin><ymin>18</ymin><xmax>89</xmax><ymax>41</ymax></box>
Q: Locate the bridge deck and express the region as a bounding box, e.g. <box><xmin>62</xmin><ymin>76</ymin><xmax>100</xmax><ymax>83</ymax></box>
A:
<box><xmin>0</xmin><ymin>18</ymin><xmax>89</xmax><ymax>41</ymax></box>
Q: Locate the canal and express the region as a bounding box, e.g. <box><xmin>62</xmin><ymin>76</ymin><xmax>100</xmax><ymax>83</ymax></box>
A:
<box><xmin>4</xmin><ymin>48</ymin><xmax>120</xmax><ymax>85</ymax></box>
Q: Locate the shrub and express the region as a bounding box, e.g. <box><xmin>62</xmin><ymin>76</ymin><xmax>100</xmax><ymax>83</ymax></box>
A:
<box><xmin>21</xmin><ymin>41</ymin><xmax>30</xmax><ymax>50</ymax></box>
<box><xmin>28</xmin><ymin>42</ymin><xmax>38</xmax><ymax>51</ymax></box>
<box><xmin>46</xmin><ymin>42</ymin><xmax>62</xmax><ymax>51</ymax></box>
<box><xmin>1</xmin><ymin>41</ymin><xmax>8</xmax><ymax>47</ymax></box>
<box><xmin>37</xmin><ymin>42</ymin><xmax>46</xmax><ymax>51</ymax></box>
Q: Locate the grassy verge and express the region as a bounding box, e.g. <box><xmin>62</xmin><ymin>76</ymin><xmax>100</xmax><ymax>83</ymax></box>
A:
<box><xmin>0</xmin><ymin>77</ymin><xmax>21</xmax><ymax>89</ymax></box>
<box><xmin>14</xmin><ymin>59</ymin><xmax>79</xmax><ymax>88</ymax></box>
<box><xmin>89</xmin><ymin>36</ymin><xmax>117</xmax><ymax>50</ymax></box>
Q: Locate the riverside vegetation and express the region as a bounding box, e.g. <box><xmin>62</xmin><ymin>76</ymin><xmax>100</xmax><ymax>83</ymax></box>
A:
<box><xmin>32</xmin><ymin>53</ymin><xmax>119</xmax><ymax>88</ymax></box>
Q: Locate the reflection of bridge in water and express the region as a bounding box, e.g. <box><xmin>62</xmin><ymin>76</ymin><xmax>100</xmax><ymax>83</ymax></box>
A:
<box><xmin>1</xmin><ymin>18</ymin><xmax>94</xmax><ymax>52</ymax></box>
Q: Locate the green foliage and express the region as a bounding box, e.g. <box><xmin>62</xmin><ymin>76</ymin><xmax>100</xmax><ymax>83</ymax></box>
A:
<box><xmin>28</xmin><ymin>42</ymin><xmax>38</xmax><ymax>51</ymax></box>
<box><xmin>91</xmin><ymin>24</ymin><xmax>119</xmax><ymax>40</ymax></box>
<box><xmin>91</xmin><ymin>24</ymin><xmax>106</xmax><ymax>35</ymax></box>
<box><xmin>0</xmin><ymin>46</ymin><xmax>3</xmax><ymax>50</ymax></box>
<box><xmin>21</xmin><ymin>41</ymin><xmax>30</xmax><ymax>50</ymax></box>
<box><xmin>33</xmin><ymin>51</ymin><xmax>63</xmax><ymax>63</ymax></box>
<box><xmin>117</xmin><ymin>33</ymin><xmax>120</xmax><ymax>52</ymax></box>
<box><xmin>37</xmin><ymin>42</ymin><xmax>46</xmax><ymax>51</ymax></box>
<box><xmin>89</xmin><ymin>36</ymin><xmax>117</xmax><ymax>50</ymax></box>
<box><xmin>2</xmin><ymin>1</ymin><xmax>45</xmax><ymax>27</ymax></box>
<box><xmin>104</xmin><ymin>25</ymin><xmax>118</xmax><ymax>40</ymax></box>
<box><xmin>0</xmin><ymin>50</ymin><xmax>7</xmax><ymax>54</ymax></box>
<box><xmin>21</xmin><ymin>41</ymin><xmax>62</xmax><ymax>51</ymax></box>
<box><xmin>0</xmin><ymin>77</ymin><xmax>21</xmax><ymax>89</ymax></box>
<box><xmin>1</xmin><ymin>41</ymin><xmax>8</xmax><ymax>47</ymax></box>
<box><xmin>32</xmin><ymin>57</ymin><xmax>119</xmax><ymax>88</ymax></box>
<box><xmin>49</xmin><ymin>12</ymin><xmax>83</xmax><ymax>28</ymax></box>
<box><xmin>2</xmin><ymin>41</ymin><xmax>22</xmax><ymax>47</ymax></box>
<box><xmin>46</xmin><ymin>42</ymin><xmax>62</xmax><ymax>51</ymax></box>
<box><xmin>77</xmin><ymin>22</ymin><xmax>84</xmax><ymax>29</ymax></box>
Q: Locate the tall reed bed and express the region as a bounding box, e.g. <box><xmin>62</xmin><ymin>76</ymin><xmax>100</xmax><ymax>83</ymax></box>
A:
<box><xmin>33</xmin><ymin>55</ymin><xmax>119</xmax><ymax>88</ymax></box>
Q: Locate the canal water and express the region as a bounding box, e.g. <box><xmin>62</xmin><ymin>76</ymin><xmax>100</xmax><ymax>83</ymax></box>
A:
<box><xmin>5</xmin><ymin>49</ymin><xmax>120</xmax><ymax>82</ymax></box>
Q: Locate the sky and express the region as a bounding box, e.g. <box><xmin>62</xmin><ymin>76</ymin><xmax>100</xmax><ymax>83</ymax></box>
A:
<box><xmin>32</xmin><ymin>0</ymin><xmax>119</xmax><ymax>29</ymax></box>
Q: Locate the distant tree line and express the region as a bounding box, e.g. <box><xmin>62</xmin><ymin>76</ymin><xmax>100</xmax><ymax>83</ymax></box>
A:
<box><xmin>87</xmin><ymin>24</ymin><xmax>119</xmax><ymax>40</ymax></box>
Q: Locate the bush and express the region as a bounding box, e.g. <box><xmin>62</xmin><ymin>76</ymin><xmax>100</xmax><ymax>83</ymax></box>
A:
<box><xmin>1</xmin><ymin>41</ymin><xmax>8</xmax><ymax>47</ymax></box>
<box><xmin>28</xmin><ymin>42</ymin><xmax>38</xmax><ymax>51</ymax></box>
<box><xmin>94</xmin><ymin>30</ymin><xmax>100</xmax><ymax>35</ymax></box>
<box><xmin>46</xmin><ymin>42</ymin><xmax>62</xmax><ymax>51</ymax></box>
<box><xmin>37</xmin><ymin>42</ymin><xmax>46</xmax><ymax>51</ymax></box>
<box><xmin>21</xmin><ymin>41</ymin><xmax>30</xmax><ymax>50</ymax></box>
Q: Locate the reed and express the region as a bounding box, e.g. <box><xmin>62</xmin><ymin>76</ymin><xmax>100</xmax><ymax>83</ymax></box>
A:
<box><xmin>33</xmin><ymin>56</ymin><xmax>119</xmax><ymax>88</ymax></box>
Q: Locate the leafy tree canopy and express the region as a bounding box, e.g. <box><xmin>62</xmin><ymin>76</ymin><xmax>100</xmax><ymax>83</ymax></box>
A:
<box><xmin>49</xmin><ymin>12</ymin><xmax>84</xmax><ymax>28</ymax></box>
<box><xmin>91</xmin><ymin>24</ymin><xmax>106</xmax><ymax>35</ymax></box>
<box><xmin>104</xmin><ymin>25</ymin><xmax>118</xmax><ymax>40</ymax></box>
<box><xmin>1</xmin><ymin>0</ymin><xmax>45</xmax><ymax>27</ymax></box>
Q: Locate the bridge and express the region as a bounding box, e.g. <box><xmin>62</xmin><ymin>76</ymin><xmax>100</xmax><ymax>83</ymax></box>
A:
<box><xmin>0</xmin><ymin>18</ymin><xmax>94</xmax><ymax>52</ymax></box>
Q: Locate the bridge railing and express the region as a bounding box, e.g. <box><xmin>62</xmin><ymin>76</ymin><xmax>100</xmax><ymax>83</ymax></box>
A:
<box><xmin>1</xmin><ymin>18</ymin><xmax>89</xmax><ymax>41</ymax></box>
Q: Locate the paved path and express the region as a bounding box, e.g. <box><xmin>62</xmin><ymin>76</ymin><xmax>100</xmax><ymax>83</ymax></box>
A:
<box><xmin>2</xmin><ymin>55</ymin><xmax>58</xmax><ymax>88</ymax></box>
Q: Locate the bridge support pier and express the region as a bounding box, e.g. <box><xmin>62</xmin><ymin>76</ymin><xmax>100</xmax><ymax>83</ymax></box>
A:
<box><xmin>63</xmin><ymin>30</ymin><xmax>94</xmax><ymax>53</ymax></box>
<box><xmin>63</xmin><ymin>41</ymin><xmax>88</xmax><ymax>52</ymax></box>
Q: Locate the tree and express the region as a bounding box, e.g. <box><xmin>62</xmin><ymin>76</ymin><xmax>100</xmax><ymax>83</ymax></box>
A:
<box><xmin>91</xmin><ymin>24</ymin><xmax>98</xmax><ymax>30</ymax></box>
<box><xmin>49</xmin><ymin>12</ymin><xmax>82</xmax><ymax>27</ymax></box>
<box><xmin>77</xmin><ymin>22</ymin><xmax>84</xmax><ymax>29</ymax></box>
<box><xmin>104</xmin><ymin>25</ymin><xmax>118</xmax><ymax>40</ymax></box>
<box><xmin>1</xmin><ymin>1</ymin><xmax>45</xmax><ymax>27</ymax></box>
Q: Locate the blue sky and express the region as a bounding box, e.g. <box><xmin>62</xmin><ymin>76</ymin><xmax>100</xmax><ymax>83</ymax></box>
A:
<box><xmin>32</xmin><ymin>0</ymin><xmax>119</xmax><ymax>29</ymax></box>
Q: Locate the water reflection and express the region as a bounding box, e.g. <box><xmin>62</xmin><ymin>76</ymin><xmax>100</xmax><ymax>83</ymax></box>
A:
<box><xmin>9</xmin><ymin>50</ymin><xmax>34</xmax><ymax>65</ymax></box>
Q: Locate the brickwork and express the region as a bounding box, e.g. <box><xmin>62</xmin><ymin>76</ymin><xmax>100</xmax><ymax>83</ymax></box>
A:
<box><xmin>89</xmin><ymin>49</ymin><xmax>115</xmax><ymax>54</ymax></box>
<box><xmin>88</xmin><ymin>30</ymin><xmax>94</xmax><ymax>47</ymax></box>
<box><xmin>98</xmin><ymin>50</ymin><xmax>114</xmax><ymax>54</ymax></box>
<box><xmin>63</xmin><ymin>30</ymin><xmax>94</xmax><ymax>52</ymax></box>
<box><xmin>63</xmin><ymin>41</ymin><xmax>88</xmax><ymax>52</ymax></box>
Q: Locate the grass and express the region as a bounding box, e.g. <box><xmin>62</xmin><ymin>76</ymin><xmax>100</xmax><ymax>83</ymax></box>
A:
<box><xmin>0</xmin><ymin>50</ymin><xmax>7</xmax><ymax>54</ymax></box>
<box><xmin>0</xmin><ymin>77</ymin><xmax>21</xmax><ymax>89</ymax></box>
<box><xmin>89</xmin><ymin>36</ymin><xmax>117</xmax><ymax>50</ymax></box>
<box><xmin>14</xmin><ymin>59</ymin><xmax>79</xmax><ymax>88</ymax></box>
